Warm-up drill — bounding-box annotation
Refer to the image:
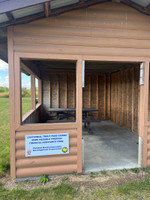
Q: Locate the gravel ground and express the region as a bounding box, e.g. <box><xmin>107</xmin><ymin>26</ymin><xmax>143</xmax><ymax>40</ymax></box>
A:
<box><xmin>1</xmin><ymin>169</ymin><xmax>150</xmax><ymax>194</ymax></box>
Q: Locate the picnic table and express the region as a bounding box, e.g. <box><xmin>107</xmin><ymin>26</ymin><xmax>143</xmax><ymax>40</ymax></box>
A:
<box><xmin>47</xmin><ymin>108</ymin><xmax>98</xmax><ymax>128</ymax></box>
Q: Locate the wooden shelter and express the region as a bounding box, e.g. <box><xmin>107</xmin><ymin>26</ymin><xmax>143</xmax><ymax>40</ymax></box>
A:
<box><xmin>1</xmin><ymin>0</ymin><xmax>150</xmax><ymax>178</ymax></box>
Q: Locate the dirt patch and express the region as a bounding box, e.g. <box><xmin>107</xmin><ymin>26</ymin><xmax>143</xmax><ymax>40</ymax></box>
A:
<box><xmin>1</xmin><ymin>170</ymin><xmax>150</xmax><ymax>194</ymax></box>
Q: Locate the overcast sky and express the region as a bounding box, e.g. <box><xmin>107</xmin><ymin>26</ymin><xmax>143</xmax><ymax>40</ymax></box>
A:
<box><xmin>0</xmin><ymin>59</ymin><xmax>30</xmax><ymax>88</ymax></box>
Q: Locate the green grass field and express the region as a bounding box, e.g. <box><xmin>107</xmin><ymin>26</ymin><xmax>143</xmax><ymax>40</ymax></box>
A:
<box><xmin>22</xmin><ymin>97</ymin><xmax>31</xmax><ymax>116</ymax></box>
<box><xmin>0</xmin><ymin>98</ymin><xmax>10</xmax><ymax>176</ymax></box>
<box><xmin>0</xmin><ymin>97</ymin><xmax>31</xmax><ymax>176</ymax></box>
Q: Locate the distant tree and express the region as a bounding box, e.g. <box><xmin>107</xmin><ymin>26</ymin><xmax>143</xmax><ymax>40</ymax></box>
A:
<box><xmin>22</xmin><ymin>88</ymin><xmax>31</xmax><ymax>97</ymax></box>
<box><xmin>0</xmin><ymin>87</ymin><xmax>9</xmax><ymax>93</ymax></box>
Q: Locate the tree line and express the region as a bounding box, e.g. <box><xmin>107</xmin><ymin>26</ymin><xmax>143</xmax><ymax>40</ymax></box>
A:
<box><xmin>0</xmin><ymin>87</ymin><xmax>34</xmax><ymax>97</ymax></box>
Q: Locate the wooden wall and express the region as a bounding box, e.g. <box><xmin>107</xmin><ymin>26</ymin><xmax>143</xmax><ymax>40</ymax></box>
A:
<box><xmin>15</xmin><ymin>128</ymin><xmax>78</xmax><ymax>177</ymax></box>
<box><xmin>13</xmin><ymin>2</ymin><xmax>150</xmax><ymax>58</ymax></box>
<box><xmin>42</xmin><ymin>72</ymin><xmax>111</xmax><ymax>120</ymax></box>
<box><xmin>10</xmin><ymin>1</ymin><xmax>150</xmax><ymax>177</ymax></box>
<box><xmin>42</xmin><ymin>65</ymin><xmax>139</xmax><ymax>134</ymax></box>
<box><xmin>111</xmin><ymin>66</ymin><xmax>139</xmax><ymax>133</ymax></box>
<box><xmin>42</xmin><ymin>72</ymin><xmax>76</xmax><ymax>109</ymax></box>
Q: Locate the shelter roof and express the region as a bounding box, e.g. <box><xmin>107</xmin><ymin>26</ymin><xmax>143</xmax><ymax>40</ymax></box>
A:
<box><xmin>1</xmin><ymin>0</ymin><xmax>150</xmax><ymax>62</ymax></box>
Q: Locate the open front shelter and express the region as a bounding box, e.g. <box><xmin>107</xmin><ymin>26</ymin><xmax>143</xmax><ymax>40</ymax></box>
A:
<box><xmin>1</xmin><ymin>0</ymin><xmax>150</xmax><ymax>179</ymax></box>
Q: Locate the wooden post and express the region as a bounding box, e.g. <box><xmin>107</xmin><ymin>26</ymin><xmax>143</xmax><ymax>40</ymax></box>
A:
<box><xmin>38</xmin><ymin>79</ymin><xmax>42</xmax><ymax>105</ymax></box>
<box><xmin>57</xmin><ymin>76</ymin><xmax>59</xmax><ymax>108</ymax></box>
<box><xmin>116</xmin><ymin>73</ymin><xmax>119</xmax><ymax>124</ymax></box>
<box><xmin>31</xmin><ymin>74</ymin><xmax>36</xmax><ymax>110</ymax></box>
<box><xmin>142</xmin><ymin>61</ymin><xmax>149</xmax><ymax>167</ymax></box>
<box><xmin>64</xmin><ymin>74</ymin><xmax>67</xmax><ymax>108</ymax></box>
<box><xmin>139</xmin><ymin>83</ymin><xmax>144</xmax><ymax>137</ymax></box>
<box><xmin>8</xmin><ymin>26</ymin><xmax>16</xmax><ymax>178</ymax></box>
<box><xmin>14</xmin><ymin>54</ymin><xmax>21</xmax><ymax>129</ymax></box>
<box><xmin>118</xmin><ymin>71</ymin><xmax>121</xmax><ymax>126</ymax></box>
<box><xmin>96</xmin><ymin>75</ymin><xmax>99</xmax><ymax>119</ymax></box>
<box><xmin>44</xmin><ymin>2</ymin><xmax>50</xmax><ymax>18</ymax></box>
<box><xmin>115</xmin><ymin>74</ymin><xmax>117</xmax><ymax>123</ymax></box>
<box><xmin>76</xmin><ymin>59</ymin><xmax>82</xmax><ymax>173</ymax></box>
<box><xmin>50</xmin><ymin>76</ymin><xmax>52</xmax><ymax>108</ymax></box>
<box><xmin>143</xmin><ymin>61</ymin><xmax>149</xmax><ymax>130</ymax></box>
<box><xmin>89</xmin><ymin>76</ymin><xmax>91</xmax><ymax>109</ymax></box>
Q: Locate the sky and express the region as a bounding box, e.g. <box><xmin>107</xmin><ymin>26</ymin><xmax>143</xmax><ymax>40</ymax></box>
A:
<box><xmin>0</xmin><ymin>59</ymin><xmax>9</xmax><ymax>87</ymax></box>
<box><xmin>0</xmin><ymin>59</ymin><xmax>31</xmax><ymax>89</ymax></box>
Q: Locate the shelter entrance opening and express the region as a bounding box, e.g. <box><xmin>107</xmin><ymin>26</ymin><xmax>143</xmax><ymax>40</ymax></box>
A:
<box><xmin>82</xmin><ymin>61</ymin><xmax>141</xmax><ymax>173</ymax></box>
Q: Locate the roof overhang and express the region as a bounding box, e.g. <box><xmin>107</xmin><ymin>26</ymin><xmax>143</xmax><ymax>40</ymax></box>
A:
<box><xmin>1</xmin><ymin>0</ymin><xmax>150</xmax><ymax>28</ymax></box>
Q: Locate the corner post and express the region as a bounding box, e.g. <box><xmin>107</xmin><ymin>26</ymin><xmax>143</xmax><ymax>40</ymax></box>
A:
<box><xmin>8</xmin><ymin>26</ymin><xmax>16</xmax><ymax>178</ymax></box>
<box><xmin>76</xmin><ymin>59</ymin><xmax>83</xmax><ymax>173</ymax></box>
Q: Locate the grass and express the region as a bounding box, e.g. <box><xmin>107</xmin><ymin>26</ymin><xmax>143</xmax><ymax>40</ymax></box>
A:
<box><xmin>0</xmin><ymin>98</ymin><xmax>10</xmax><ymax>176</ymax></box>
<box><xmin>61</xmin><ymin>177</ymin><xmax>68</xmax><ymax>182</ymax></box>
<box><xmin>0</xmin><ymin>182</ymin><xmax>77</xmax><ymax>200</ymax></box>
<box><xmin>22</xmin><ymin>97</ymin><xmax>31</xmax><ymax>116</ymax></box>
<box><xmin>1</xmin><ymin>177</ymin><xmax>150</xmax><ymax>199</ymax></box>
<box><xmin>131</xmin><ymin>168</ymin><xmax>140</xmax><ymax>173</ymax></box>
<box><xmin>100</xmin><ymin>170</ymin><xmax>106</xmax><ymax>176</ymax></box>
<box><xmin>0</xmin><ymin>97</ymin><xmax>31</xmax><ymax>176</ymax></box>
<box><xmin>89</xmin><ymin>172</ymin><xmax>99</xmax><ymax>178</ymax></box>
<box><xmin>39</xmin><ymin>174</ymin><xmax>49</xmax><ymax>184</ymax></box>
<box><xmin>112</xmin><ymin>170</ymin><xmax>120</xmax><ymax>174</ymax></box>
<box><xmin>86</xmin><ymin>177</ymin><xmax>150</xmax><ymax>200</ymax></box>
<box><xmin>142</xmin><ymin>168</ymin><xmax>150</xmax><ymax>173</ymax></box>
<box><xmin>120</xmin><ymin>168</ymin><xmax>128</xmax><ymax>173</ymax></box>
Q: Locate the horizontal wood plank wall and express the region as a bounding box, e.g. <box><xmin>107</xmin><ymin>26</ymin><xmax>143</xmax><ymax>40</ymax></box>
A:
<box><xmin>11</xmin><ymin>1</ymin><xmax>150</xmax><ymax>172</ymax></box>
<box><xmin>111</xmin><ymin>66</ymin><xmax>139</xmax><ymax>133</ymax></box>
<box><xmin>15</xmin><ymin>129</ymin><xmax>78</xmax><ymax>177</ymax></box>
<box><xmin>42</xmin><ymin>72</ymin><xmax>110</xmax><ymax>120</ymax></box>
<box><xmin>13</xmin><ymin>3</ymin><xmax>150</xmax><ymax>58</ymax></box>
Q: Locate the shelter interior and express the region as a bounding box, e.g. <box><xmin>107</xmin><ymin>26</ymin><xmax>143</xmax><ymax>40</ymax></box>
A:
<box><xmin>21</xmin><ymin>59</ymin><xmax>140</xmax><ymax>171</ymax></box>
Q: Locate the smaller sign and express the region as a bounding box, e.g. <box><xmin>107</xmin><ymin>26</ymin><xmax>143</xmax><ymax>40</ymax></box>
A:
<box><xmin>82</xmin><ymin>60</ymin><xmax>85</xmax><ymax>88</ymax></box>
<box><xmin>140</xmin><ymin>62</ymin><xmax>145</xmax><ymax>85</ymax></box>
<box><xmin>25</xmin><ymin>133</ymin><xmax>69</xmax><ymax>157</ymax></box>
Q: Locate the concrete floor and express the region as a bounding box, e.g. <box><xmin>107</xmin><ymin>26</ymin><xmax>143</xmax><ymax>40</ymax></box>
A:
<box><xmin>83</xmin><ymin>120</ymin><xmax>139</xmax><ymax>173</ymax></box>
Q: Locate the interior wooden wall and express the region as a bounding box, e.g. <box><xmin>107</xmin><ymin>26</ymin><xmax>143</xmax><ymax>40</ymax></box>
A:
<box><xmin>42</xmin><ymin>65</ymin><xmax>139</xmax><ymax>133</ymax></box>
<box><xmin>83</xmin><ymin>73</ymin><xmax>111</xmax><ymax>120</ymax></box>
<box><xmin>42</xmin><ymin>72</ymin><xmax>111</xmax><ymax>120</ymax></box>
<box><xmin>111</xmin><ymin>66</ymin><xmax>139</xmax><ymax>133</ymax></box>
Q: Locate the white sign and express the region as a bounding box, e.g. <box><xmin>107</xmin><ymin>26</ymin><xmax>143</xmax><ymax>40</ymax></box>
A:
<box><xmin>82</xmin><ymin>60</ymin><xmax>85</xmax><ymax>88</ymax></box>
<box><xmin>140</xmin><ymin>62</ymin><xmax>145</xmax><ymax>85</ymax></box>
<box><xmin>25</xmin><ymin>133</ymin><xmax>69</xmax><ymax>157</ymax></box>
